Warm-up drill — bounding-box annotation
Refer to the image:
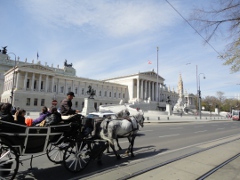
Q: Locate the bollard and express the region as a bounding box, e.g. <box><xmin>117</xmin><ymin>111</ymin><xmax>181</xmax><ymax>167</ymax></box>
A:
<box><xmin>158</xmin><ymin>117</ymin><xmax>160</xmax><ymax>120</ymax></box>
<box><xmin>147</xmin><ymin>117</ymin><xmax>149</xmax><ymax>120</ymax></box>
<box><xmin>206</xmin><ymin>117</ymin><xmax>207</xmax><ymax>120</ymax></box>
<box><xmin>167</xmin><ymin>117</ymin><xmax>169</xmax><ymax>120</ymax></box>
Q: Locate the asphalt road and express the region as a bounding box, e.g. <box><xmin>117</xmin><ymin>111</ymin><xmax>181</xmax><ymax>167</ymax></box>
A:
<box><xmin>16</xmin><ymin>120</ymin><xmax>240</xmax><ymax>179</ymax></box>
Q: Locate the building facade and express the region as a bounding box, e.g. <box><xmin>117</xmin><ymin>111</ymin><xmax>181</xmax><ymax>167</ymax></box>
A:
<box><xmin>0</xmin><ymin>50</ymin><xmax>194</xmax><ymax>112</ymax></box>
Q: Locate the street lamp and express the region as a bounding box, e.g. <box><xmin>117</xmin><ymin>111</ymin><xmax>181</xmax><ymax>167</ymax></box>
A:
<box><xmin>198</xmin><ymin>73</ymin><xmax>206</xmax><ymax>119</ymax></box>
<box><xmin>7</xmin><ymin>52</ymin><xmax>17</xmax><ymax>105</ymax></box>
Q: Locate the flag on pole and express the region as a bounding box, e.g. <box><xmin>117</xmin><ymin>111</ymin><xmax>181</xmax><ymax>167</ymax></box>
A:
<box><xmin>148</xmin><ymin>60</ymin><xmax>152</xmax><ymax>64</ymax></box>
<box><xmin>37</xmin><ymin>52</ymin><xmax>39</xmax><ymax>60</ymax></box>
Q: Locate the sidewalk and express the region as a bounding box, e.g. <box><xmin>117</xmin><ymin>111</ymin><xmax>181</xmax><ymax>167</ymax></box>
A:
<box><xmin>131</xmin><ymin>137</ymin><xmax>240</xmax><ymax>180</ymax></box>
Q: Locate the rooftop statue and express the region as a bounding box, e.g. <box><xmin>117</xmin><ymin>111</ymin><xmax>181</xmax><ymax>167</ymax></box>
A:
<box><xmin>1</xmin><ymin>46</ymin><xmax>7</xmax><ymax>54</ymax></box>
<box><xmin>64</xmin><ymin>59</ymin><xmax>73</xmax><ymax>67</ymax></box>
<box><xmin>86</xmin><ymin>85</ymin><xmax>96</xmax><ymax>99</ymax></box>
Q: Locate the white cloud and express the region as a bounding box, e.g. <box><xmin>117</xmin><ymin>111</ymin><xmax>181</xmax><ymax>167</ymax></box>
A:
<box><xmin>22</xmin><ymin>0</ymin><xmax>180</xmax><ymax>37</ymax></box>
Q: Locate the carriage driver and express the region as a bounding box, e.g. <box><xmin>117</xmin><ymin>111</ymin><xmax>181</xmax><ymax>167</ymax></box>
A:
<box><xmin>60</xmin><ymin>92</ymin><xmax>80</xmax><ymax>115</ymax></box>
<box><xmin>60</xmin><ymin>92</ymin><xmax>83</xmax><ymax>123</ymax></box>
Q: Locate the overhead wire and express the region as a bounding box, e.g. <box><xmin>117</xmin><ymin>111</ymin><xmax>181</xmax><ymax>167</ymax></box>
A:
<box><xmin>165</xmin><ymin>0</ymin><xmax>224</xmax><ymax>59</ymax></box>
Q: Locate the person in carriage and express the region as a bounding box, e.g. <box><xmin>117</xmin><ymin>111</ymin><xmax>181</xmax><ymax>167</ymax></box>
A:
<box><xmin>14</xmin><ymin>108</ymin><xmax>26</xmax><ymax>125</ymax></box>
<box><xmin>31</xmin><ymin>106</ymin><xmax>51</xmax><ymax>126</ymax></box>
<box><xmin>0</xmin><ymin>103</ymin><xmax>14</xmax><ymax>122</ymax></box>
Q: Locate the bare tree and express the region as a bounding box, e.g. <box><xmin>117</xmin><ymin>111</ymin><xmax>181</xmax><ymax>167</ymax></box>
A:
<box><xmin>190</xmin><ymin>0</ymin><xmax>240</xmax><ymax>72</ymax></box>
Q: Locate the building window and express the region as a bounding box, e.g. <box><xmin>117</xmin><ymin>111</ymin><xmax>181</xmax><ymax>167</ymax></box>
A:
<box><xmin>119</xmin><ymin>93</ymin><xmax>121</xmax><ymax>98</ymax></box>
<box><xmin>41</xmin><ymin>81</ymin><xmax>43</xmax><ymax>90</ymax></box>
<box><xmin>114</xmin><ymin>92</ymin><xmax>116</xmax><ymax>98</ymax></box>
<box><xmin>99</xmin><ymin>91</ymin><xmax>101</xmax><ymax>96</ymax></box>
<box><xmin>109</xmin><ymin>92</ymin><xmax>111</xmax><ymax>97</ymax></box>
<box><xmin>61</xmin><ymin>86</ymin><xmax>64</xmax><ymax>93</ymax></box>
<box><xmin>105</xmin><ymin>91</ymin><xmax>107</xmax><ymax>97</ymax></box>
<box><xmin>68</xmin><ymin>87</ymin><xmax>71</xmax><ymax>92</ymax></box>
<box><xmin>123</xmin><ymin>93</ymin><xmax>125</xmax><ymax>98</ymax></box>
<box><xmin>82</xmin><ymin>88</ymin><xmax>84</xmax><ymax>95</ymax></box>
<box><xmin>34</xmin><ymin>80</ymin><xmax>37</xmax><ymax>89</ymax></box>
<box><xmin>75</xmin><ymin>101</ymin><xmax>78</xmax><ymax>108</ymax></box>
<box><xmin>26</xmin><ymin>98</ymin><xmax>30</xmax><ymax>106</ymax></box>
<box><xmin>54</xmin><ymin>85</ymin><xmax>57</xmax><ymax>92</ymax></box>
<box><xmin>75</xmin><ymin>87</ymin><xmax>78</xmax><ymax>94</ymax></box>
<box><xmin>41</xmin><ymin>99</ymin><xmax>45</xmax><ymax>106</ymax></box>
<box><xmin>34</xmin><ymin>98</ymin><xmax>38</xmax><ymax>106</ymax></box>
<box><xmin>27</xmin><ymin>79</ymin><xmax>30</xmax><ymax>88</ymax></box>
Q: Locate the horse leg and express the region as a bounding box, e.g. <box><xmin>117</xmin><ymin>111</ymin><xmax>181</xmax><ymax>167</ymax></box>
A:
<box><xmin>109</xmin><ymin>140</ymin><xmax>121</xmax><ymax>160</ymax></box>
<box><xmin>116</xmin><ymin>138</ymin><xmax>122</xmax><ymax>150</ymax></box>
<box><xmin>125</xmin><ymin>136</ymin><xmax>131</xmax><ymax>156</ymax></box>
<box><xmin>130</xmin><ymin>135</ymin><xmax>136</xmax><ymax>157</ymax></box>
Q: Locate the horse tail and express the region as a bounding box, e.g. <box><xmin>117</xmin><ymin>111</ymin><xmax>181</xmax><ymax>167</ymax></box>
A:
<box><xmin>100</xmin><ymin>128</ymin><xmax>114</xmax><ymax>146</ymax></box>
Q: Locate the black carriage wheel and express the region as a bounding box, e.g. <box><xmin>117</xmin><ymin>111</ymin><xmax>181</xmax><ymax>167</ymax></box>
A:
<box><xmin>63</xmin><ymin>141</ymin><xmax>91</xmax><ymax>173</ymax></box>
<box><xmin>46</xmin><ymin>142</ymin><xmax>68</xmax><ymax>164</ymax></box>
<box><xmin>0</xmin><ymin>141</ymin><xmax>19</xmax><ymax>180</ymax></box>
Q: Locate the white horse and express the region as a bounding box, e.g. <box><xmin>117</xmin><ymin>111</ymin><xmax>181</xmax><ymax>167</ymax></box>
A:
<box><xmin>100</xmin><ymin>109</ymin><xmax>144</xmax><ymax>158</ymax></box>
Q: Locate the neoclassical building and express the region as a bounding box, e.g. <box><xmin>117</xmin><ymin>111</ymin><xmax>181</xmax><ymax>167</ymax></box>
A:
<box><xmin>0</xmin><ymin>50</ymin><xmax>194</xmax><ymax>112</ymax></box>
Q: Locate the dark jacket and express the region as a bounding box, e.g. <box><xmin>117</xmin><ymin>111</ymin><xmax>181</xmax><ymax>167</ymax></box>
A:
<box><xmin>0</xmin><ymin>112</ymin><xmax>14</xmax><ymax>122</ymax></box>
<box><xmin>32</xmin><ymin>112</ymin><xmax>51</xmax><ymax>126</ymax></box>
<box><xmin>60</xmin><ymin>98</ymin><xmax>76</xmax><ymax>115</ymax></box>
<box><xmin>45</xmin><ymin>112</ymin><xmax>62</xmax><ymax>126</ymax></box>
<box><xmin>15</xmin><ymin>116</ymin><xmax>26</xmax><ymax>125</ymax></box>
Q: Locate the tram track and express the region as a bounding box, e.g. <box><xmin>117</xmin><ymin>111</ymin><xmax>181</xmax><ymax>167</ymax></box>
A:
<box><xmin>196</xmin><ymin>153</ymin><xmax>240</xmax><ymax>180</ymax></box>
<box><xmin>76</xmin><ymin>134</ymin><xmax>240</xmax><ymax>180</ymax></box>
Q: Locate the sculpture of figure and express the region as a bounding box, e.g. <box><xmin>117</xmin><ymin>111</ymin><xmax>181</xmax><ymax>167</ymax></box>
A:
<box><xmin>64</xmin><ymin>59</ymin><xmax>73</xmax><ymax>67</ymax></box>
<box><xmin>86</xmin><ymin>85</ymin><xmax>96</xmax><ymax>99</ymax></box>
<box><xmin>166</xmin><ymin>96</ymin><xmax>171</xmax><ymax>104</ymax></box>
<box><xmin>2</xmin><ymin>46</ymin><xmax>7</xmax><ymax>54</ymax></box>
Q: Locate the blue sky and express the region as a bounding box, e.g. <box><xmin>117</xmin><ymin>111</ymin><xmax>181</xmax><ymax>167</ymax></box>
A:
<box><xmin>1</xmin><ymin>0</ymin><xmax>240</xmax><ymax>99</ymax></box>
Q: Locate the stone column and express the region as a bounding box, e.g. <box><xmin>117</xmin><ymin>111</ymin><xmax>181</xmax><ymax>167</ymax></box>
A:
<box><xmin>45</xmin><ymin>75</ymin><xmax>49</xmax><ymax>92</ymax></box>
<box><xmin>140</xmin><ymin>79</ymin><xmax>143</xmax><ymax>99</ymax></box>
<box><xmin>155</xmin><ymin>82</ymin><xmax>158</xmax><ymax>102</ymax></box>
<box><xmin>144</xmin><ymin>80</ymin><xmax>147</xmax><ymax>100</ymax></box>
<box><xmin>51</xmin><ymin>77</ymin><xmax>54</xmax><ymax>92</ymax></box>
<box><xmin>15</xmin><ymin>72</ymin><xmax>20</xmax><ymax>90</ymax></box>
<box><xmin>31</xmin><ymin>73</ymin><xmax>35</xmax><ymax>91</ymax></box>
<box><xmin>23</xmin><ymin>72</ymin><xmax>28</xmax><ymax>90</ymax></box>
<box><xmin>151</xmin><ymin>81</ymin><xmax>154</xmax><ymax>101</ymax></box>
<box><xmin>72</xmin><ymin>80</ymin><xmax>74</xmax><ymax>93</ymax></box>
<box><xmin>137</xmin><ymin>78</ymin><xmax>140</xmax><ymax>100</ymax></box>
<box><xmin>64</xmin><ymin>79</ymin><xmax>67</xmax><ymax>94</ymax></box>
<box><xmin>38</xmin><ymin>74</ymin><xmax>42</xmax><ymax>91</ymax></box>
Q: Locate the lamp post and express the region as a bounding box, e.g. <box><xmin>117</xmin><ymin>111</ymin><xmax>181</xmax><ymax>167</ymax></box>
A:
<box><xmin>198</xmin><ymin>73</ymin><xmax>206</xmax><ymax>119</ymax></box>
<box><xmin>156</xmin><ymin>46</ymin><xmax>159</xmax><ymax>103</ymax></box>
<box><xmin>7</xmin><ymin>52</ymin><xmax>17</xmax><ymax>105</ymax></box>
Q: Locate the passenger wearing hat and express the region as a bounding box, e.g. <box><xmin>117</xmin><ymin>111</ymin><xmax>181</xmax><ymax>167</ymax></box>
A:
<box><xmin>60</xmin><ymin>92</ymin><xmax>80</xmax><ymax>115</ymax></box>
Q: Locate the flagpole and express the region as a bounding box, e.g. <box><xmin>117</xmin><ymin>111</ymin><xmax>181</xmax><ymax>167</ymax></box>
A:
<box><xmin>157</xmin><ymin>47</ymin><xmax>159</xmax><ymax>103</ymax></box>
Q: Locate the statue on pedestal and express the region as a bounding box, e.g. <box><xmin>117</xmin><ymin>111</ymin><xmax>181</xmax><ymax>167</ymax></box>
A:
<box><xmin>86</xmin><ymin>85</ymin><xmax>96</xmax><ymax>99</ymax></box>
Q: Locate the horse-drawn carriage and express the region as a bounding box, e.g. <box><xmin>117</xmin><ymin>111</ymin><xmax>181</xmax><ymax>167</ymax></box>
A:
<box><xmin>0</xmin><ymin>108</ymin><xmax>144</xmax><ymax>180</ymax></box>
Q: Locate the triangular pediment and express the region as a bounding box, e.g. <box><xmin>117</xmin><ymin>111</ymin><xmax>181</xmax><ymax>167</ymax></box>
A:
<box><xmin>139</xmin><ymin>71</ymin><xmax>164</xmax><ymax>80</ymax></box>
<box><xmin>19</xmin><ymin>64</ymin><xmax>54</xmax><ymax>72</ymax></box>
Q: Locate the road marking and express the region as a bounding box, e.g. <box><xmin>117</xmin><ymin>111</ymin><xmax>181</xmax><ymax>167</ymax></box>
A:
<box><xmin>169</xmin><ymin>127</ymin><xmax>183</xmax><ymax>129</ymax></box>
<box><xmin>140</xmin><ymin>130</ymin><xmax>153</xmax><ymax>132</ymax></box>
<box><xmin>194</xmin><ymin>130</ymin><xmax>207</xmax><ymax>133</ymax></box>
<box><xmin>159</xmin><ymin>134</ymin><xmax>179</xmax><ymax>138</ymax></box>
<box><xmin>194</xmin><ymin>125</ymin><xmax>203</xmax><ymax>128</ymax></box>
